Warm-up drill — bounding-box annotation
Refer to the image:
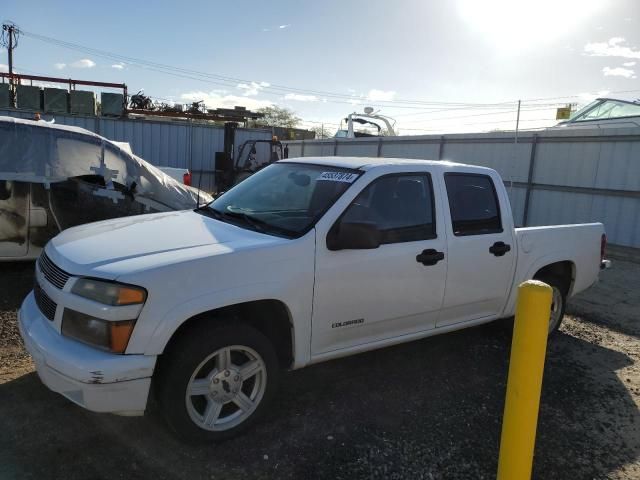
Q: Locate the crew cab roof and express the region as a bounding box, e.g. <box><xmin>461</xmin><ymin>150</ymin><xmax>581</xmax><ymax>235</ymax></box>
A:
<box><xmin>280</xmin><ymin>156</ymin><xmax>489</xmax><ymax>172</ymax></box>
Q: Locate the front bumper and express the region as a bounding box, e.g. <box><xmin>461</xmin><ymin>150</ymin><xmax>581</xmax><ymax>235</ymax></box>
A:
<box><xmin>19</xmin><ymin>292</ymin><xmax>156</xmax><ymax>415</ymax></box>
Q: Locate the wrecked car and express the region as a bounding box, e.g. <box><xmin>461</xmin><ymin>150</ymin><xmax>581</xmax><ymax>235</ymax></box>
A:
<box><xmin>0</xmin><ymin>116</ymin><xmax>211</xmax><ymax>261</ymax></box>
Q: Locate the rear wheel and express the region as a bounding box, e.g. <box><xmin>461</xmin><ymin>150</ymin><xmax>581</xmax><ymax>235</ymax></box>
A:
<box><xmin>155</xmin><ymin>323</ymin><xmax>280</xmax><ymax>442</ymax></box>
<box><xmin>534</xmin><ymin>275</ymin><xmax>568</xmax><ymax>334</ymax></box>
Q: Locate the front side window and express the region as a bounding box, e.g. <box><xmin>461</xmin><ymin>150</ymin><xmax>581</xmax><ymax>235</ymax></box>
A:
<box><xmin>339</xmin><ymin>174</ymin><xmax>436</xmax><ymax>244</ymax></box>
<box><xmin>206</xmin><ymin>163</ymin><xmax>360</xmax><ymax>238</ymax></box>
<box><xmin>445</xmin><ymin>173</ymin><xmax>502</xmax><ymax>236</ymax></box>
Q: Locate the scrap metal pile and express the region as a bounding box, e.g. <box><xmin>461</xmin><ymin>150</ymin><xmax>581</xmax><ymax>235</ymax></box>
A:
<box><xmin>0</xmin><ymin>116</ymin><xmax>211</xmax><ymax>260</ymax></box>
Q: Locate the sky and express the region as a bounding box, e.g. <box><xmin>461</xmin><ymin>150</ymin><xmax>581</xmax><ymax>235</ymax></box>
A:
<box><xmin>2</xmin><ymin>0</ymin><xmax>640</xmax><ymax>134</ymax></box>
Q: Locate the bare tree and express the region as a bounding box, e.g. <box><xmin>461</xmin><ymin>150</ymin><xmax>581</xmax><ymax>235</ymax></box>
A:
<box><xmin>310</xmin><ymin>125</ymin><xmax>335</xmax><ymax>139</ymax></box>
<box><xmin>254</xmin><ymin>106</ymin><xmax>301</xmax><ymax>128</ymax></box>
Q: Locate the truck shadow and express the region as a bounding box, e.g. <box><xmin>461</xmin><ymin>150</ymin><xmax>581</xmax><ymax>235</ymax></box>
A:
<box><xmin>567</xmin><ymin>260</ymin><xmax>640</xmax><ymax>340</ymax></box>
<box><xmin>0</xmin><ymin>261</ymin><xmax>34</xmax><ymax>310</ymax></box>
<box><xmin>568</xmin><ymin>303</ymin><xmax>640</xmax><ymax>340</ymax></box>
<box><xmin>0</xmin><ymin>321</ymin><xmax>637</xmax><ymax>480</ymax></box>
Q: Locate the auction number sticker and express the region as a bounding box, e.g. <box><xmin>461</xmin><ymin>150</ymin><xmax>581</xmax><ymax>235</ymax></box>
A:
<box><xmin>318</xmin><ymin>171</ymin><xmax>358</xmax><ymax>183</ymax></box>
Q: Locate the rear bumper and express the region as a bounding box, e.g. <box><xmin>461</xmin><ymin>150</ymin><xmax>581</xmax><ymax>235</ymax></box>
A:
<box><xmin>19</xmin><ymin>292</ymin><xmax>156</xmax><ymax>415</ymax></box>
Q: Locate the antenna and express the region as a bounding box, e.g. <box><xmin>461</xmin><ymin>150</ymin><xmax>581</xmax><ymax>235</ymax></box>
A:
<box><xmin>195</xmin><ymin>162</ymin><xmax>203</xmax><ymax>209</ymax></box>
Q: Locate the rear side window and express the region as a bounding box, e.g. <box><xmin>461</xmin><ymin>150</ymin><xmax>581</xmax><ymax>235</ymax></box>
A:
<box><xmin>444</xmin><ymin>173</ymin><xmax>502</xmax><ymax>236</ymax></box>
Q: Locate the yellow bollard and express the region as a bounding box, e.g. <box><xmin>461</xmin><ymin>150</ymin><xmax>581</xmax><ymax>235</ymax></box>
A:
<box><xmin>497</xmin><ymin>280</ymin><xmax>553</xmax><ymax>480</ymax></box>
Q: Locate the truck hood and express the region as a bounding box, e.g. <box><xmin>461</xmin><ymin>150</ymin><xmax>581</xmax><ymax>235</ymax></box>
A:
<box><xmin>47</xmin><ymin>210</ymin><xmax>284</xmax><ymax>278</ymax></box>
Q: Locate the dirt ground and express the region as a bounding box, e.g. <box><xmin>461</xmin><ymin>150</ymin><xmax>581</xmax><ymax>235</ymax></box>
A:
<box><xmin>0</xmin><ymin>259</ymin><xmax>638</xmax><ymax>480</ymax></box>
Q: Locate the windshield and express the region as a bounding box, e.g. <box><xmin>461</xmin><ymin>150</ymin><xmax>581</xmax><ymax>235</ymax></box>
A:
<box><xmin>206</xmin><ymin>162</ymin><xmax>361</xmax><ymax>238</ymax></box>
<box><xmin>571</xmin><ymin>99</ymin><xmax>640</xmax><ymax>122</ymax></box>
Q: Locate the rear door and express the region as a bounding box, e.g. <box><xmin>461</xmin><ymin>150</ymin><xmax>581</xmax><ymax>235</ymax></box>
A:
<box><xmin>437</xmin><ymin>171</ymin><xmax>516</xmax><ymax>327</ymax></box>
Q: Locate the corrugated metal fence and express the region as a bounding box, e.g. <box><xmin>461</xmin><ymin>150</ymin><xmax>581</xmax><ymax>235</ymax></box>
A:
<box><xmin>3</xmin><ymin>109</ymin><xmax>638</xmax><ymax>248</ymax></box>
<box><xmin>0</xmin><ymin>109</ymin><xmax>273</xmax><ymax>192</ymax></box>
<box><xmin>284</xmin><ymin>128</ymin><xmax>640</xmax><ymax>248</ymax></box>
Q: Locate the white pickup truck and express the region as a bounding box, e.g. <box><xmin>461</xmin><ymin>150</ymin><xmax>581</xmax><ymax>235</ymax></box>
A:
<box><xmin>19</xmin><ymin>157</ymin><xmax>609</xmax><ymax>441</ymax></box>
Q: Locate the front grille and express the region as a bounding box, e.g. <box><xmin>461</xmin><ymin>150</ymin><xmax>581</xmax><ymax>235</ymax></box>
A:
<box><xmin>34</xmin><ymin>282</ymin><xmax>57</xmax><ymax>321</ymax></box>
<box><xmin>38</xmin><ymin>251</ymin><xmax>71</xmax><ymax>290</ymax></box>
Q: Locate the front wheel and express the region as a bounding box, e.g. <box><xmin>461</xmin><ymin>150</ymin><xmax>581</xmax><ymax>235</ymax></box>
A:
<box><xmin>155</xmin><ymin>323</ymin><xmax>280</xmax><ymax>442</ymax></box>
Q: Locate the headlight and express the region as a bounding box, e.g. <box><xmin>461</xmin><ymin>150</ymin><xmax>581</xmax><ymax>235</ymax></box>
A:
<box><xmin>62</xmin><ymin>309</ymin><xmax>136</xmax><ymax>353</ymax></box>
<box><xmin>71</xmin><ymin>278</ymin><xmax>146</xmax><ymax>306</ymax></box>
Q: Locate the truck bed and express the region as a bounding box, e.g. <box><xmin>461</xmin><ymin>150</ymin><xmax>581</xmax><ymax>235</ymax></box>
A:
<box><xmin>504</xmin><ymin>223</ymin><xmax>605</xmax><ymax>316</ymax></box>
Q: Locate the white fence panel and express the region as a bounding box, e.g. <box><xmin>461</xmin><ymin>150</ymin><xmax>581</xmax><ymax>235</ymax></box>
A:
<box><xmin>336</xmin><ymin>140</ymin><xmax>378</xmax><ymax>157</ymax></box>
<box><xmin>285</xmin><ymin>128</ymin><xmax>640</xmax><ymax>247</ymax></box>
<box><xmin>381</xmin><ymin>140</ymin><xmax>440</xmax><ymax>159</ymax></box>
<box><xmin>443</xmin><ymin>141</ymin><xmax>531</xmax><ymax>183</ymax></box>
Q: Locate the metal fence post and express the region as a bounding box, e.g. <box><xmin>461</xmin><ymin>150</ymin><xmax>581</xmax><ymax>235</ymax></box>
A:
<box><xmin>334</xmin><ymin>139</ymin><xmax>338</xmax><ymax>156</ymax></box>
<box><xmin>188</xmin><ymin>119</ymin><xmax>193</xmax><ymax>170</ymax></box>
<box><xmin>377</xmin><ymin>137</ymin><xmax>383</xmax><ymax>157</ymax></box>
<box><xmin>301</xmin><ymin>140</ymin><xmax>305</xmax><ymax>157</ymax></box>
<box><xmin>438</xmin><ymin>135</ymin><xmax>445</xmax><ymax>160</ymax></box>
<box><xmin>522</xmin><ymin>134</ymin><xmax>539</xmax><ymax>227</ymax></box>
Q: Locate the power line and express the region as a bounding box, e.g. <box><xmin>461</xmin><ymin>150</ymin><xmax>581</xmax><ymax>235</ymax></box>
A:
<box><xmin>399</xmin><ymin>105</ymin><xmax>558</xmax><ymax>124</ymax></box>
<box><xmin>19</xmin><ymin>29</ymin><xmax>640</xmax><ymax>113</ymax></box>
<box><xmin>398</xmin><ymin>118</ymin><xmax>556</xmax><ymax>133</ymax></box>
<box><xmin>19</xmin><ymin>29</ymin><xmax>532</xmax><ymax>110</ymax></box>
<box><xmin>393</xmin><ymin>102</ymin><xmax>563</xmax><ymax>119</ymax></box>
<box><xmin>17</xmin><ymin>28</ymin><xmax>640</xmax><ymax>124</ymax></box>
<box><xmin>301</xmin><ymin>116</ymin><xmax>556</xmax><ymax>131</ymax></box>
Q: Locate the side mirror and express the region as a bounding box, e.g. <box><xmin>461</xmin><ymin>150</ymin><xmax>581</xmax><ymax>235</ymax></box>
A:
<box><xmin>327</xmin><ymin>221</ymin><xmax>381</xmax><ymax>251</ymax></box>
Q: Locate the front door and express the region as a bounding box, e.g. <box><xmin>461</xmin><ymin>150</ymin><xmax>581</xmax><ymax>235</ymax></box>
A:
<box><xmin>311</xmin><ymin>172</ymin><xmax>447</xmax><ymax>355</ymax></box>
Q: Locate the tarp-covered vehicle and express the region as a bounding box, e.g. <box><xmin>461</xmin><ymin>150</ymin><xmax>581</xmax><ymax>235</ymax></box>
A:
<box><xmin>0</xmin><ymin>116</ymin><xmax>212</xmax><ymax>260</ymax></box>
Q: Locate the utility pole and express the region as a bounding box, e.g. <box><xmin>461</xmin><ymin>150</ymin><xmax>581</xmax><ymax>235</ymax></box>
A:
<box><xmin>2</xmin><ymin>22</ymin><xmax>20</xmax><ymax>107</ymax></box>
<box><xmin>2</xmin><ymin>23</ymin><xmax>19</xmax><ymax>79</ymax></box>
<box><xmin>510</xmin><ymin>99</ymin><xmax>521</xmax><ymax>193</ymax></box>
<box><xmin>7</xmin><ymin>25</ymin><xmax>14</xmax><ymax>78</ymax></box>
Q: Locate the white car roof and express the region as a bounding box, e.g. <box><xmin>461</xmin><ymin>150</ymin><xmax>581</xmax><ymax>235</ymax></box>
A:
<box><xmin>281</xmin><ymin>156</ymin><xmax>481</xmax><ymax>172</ymax></box>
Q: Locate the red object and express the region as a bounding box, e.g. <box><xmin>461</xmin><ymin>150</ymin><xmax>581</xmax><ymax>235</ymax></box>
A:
<box><xmin>183</xmin><ymin>171</ymin><xmax>192</xmax><ymax>186</ymax></box>
<box><xmin>600</xmin><ymin>233</ymin><xmax>607</xmax><ymax>264</ymax></box>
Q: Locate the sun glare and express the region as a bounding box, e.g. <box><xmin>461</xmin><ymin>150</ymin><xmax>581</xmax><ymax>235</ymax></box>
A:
<box><xmin>457</xmin><ymin>0</ymin><xmax>606</xmax><ymax>51</ymax></box>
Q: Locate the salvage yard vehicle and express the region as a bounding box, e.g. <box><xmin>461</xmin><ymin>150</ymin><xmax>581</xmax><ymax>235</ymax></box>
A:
<box><xmin>230</xmin><ymin>137</ymin><xmax>287</xmax><ymax>187</ymax></box>
<box><xmin>18</xmin><ymin>157</ymin><xmax>609</xmax><ymax>441</ymax></box>
<box><xmin>554</xmin><ymin>97</ymin><xmax>640</xmax><ymax>129</ymax></box>
<box><xmin>0</xmin><ymin>117</ymin><xmax>211</xmax><ymax>261</ymax></box>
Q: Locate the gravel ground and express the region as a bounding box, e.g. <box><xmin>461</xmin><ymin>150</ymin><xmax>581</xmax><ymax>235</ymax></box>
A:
<box><xmin>0</xmin><ymin>259</ymin><xmax>638</xmax><ymax>479</ymax></box>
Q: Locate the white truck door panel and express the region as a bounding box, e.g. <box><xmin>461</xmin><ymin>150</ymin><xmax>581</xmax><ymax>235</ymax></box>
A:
<box><xmin>312</xmin><ymin>172</ymin><xmax>447</xmax><ymax>355</ymax></box>
<box><xmin>437</xmin><ymin>172</ymin><xmax>516</xmax><ymax>326</ymax></box>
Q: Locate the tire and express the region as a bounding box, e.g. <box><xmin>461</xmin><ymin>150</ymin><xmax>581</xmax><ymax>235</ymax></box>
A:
<box><xmin>534</xmin><ymin>274</ymin><xmax>568</xmax><ymax>335</ymax></box>
<box><xmin>155</xmin><ymin>322</ymin><xmax>280</xmax><ymax>442</ymax></box>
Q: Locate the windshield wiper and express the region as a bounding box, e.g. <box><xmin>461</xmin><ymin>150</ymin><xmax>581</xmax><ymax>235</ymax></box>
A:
<box><xmin>198</xmin><ymin>206</ymin><xmax>295</xmax><ymax>238</ymax></box>
<box><xmin>202</xmin><ymin>207</ymin><xmax>266</xmax><ymax>233</ymax></box>
<box><xmin>222</xmin><ymin>210</ymin><xmax>267</xmax><ymax>233</ymax></box>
